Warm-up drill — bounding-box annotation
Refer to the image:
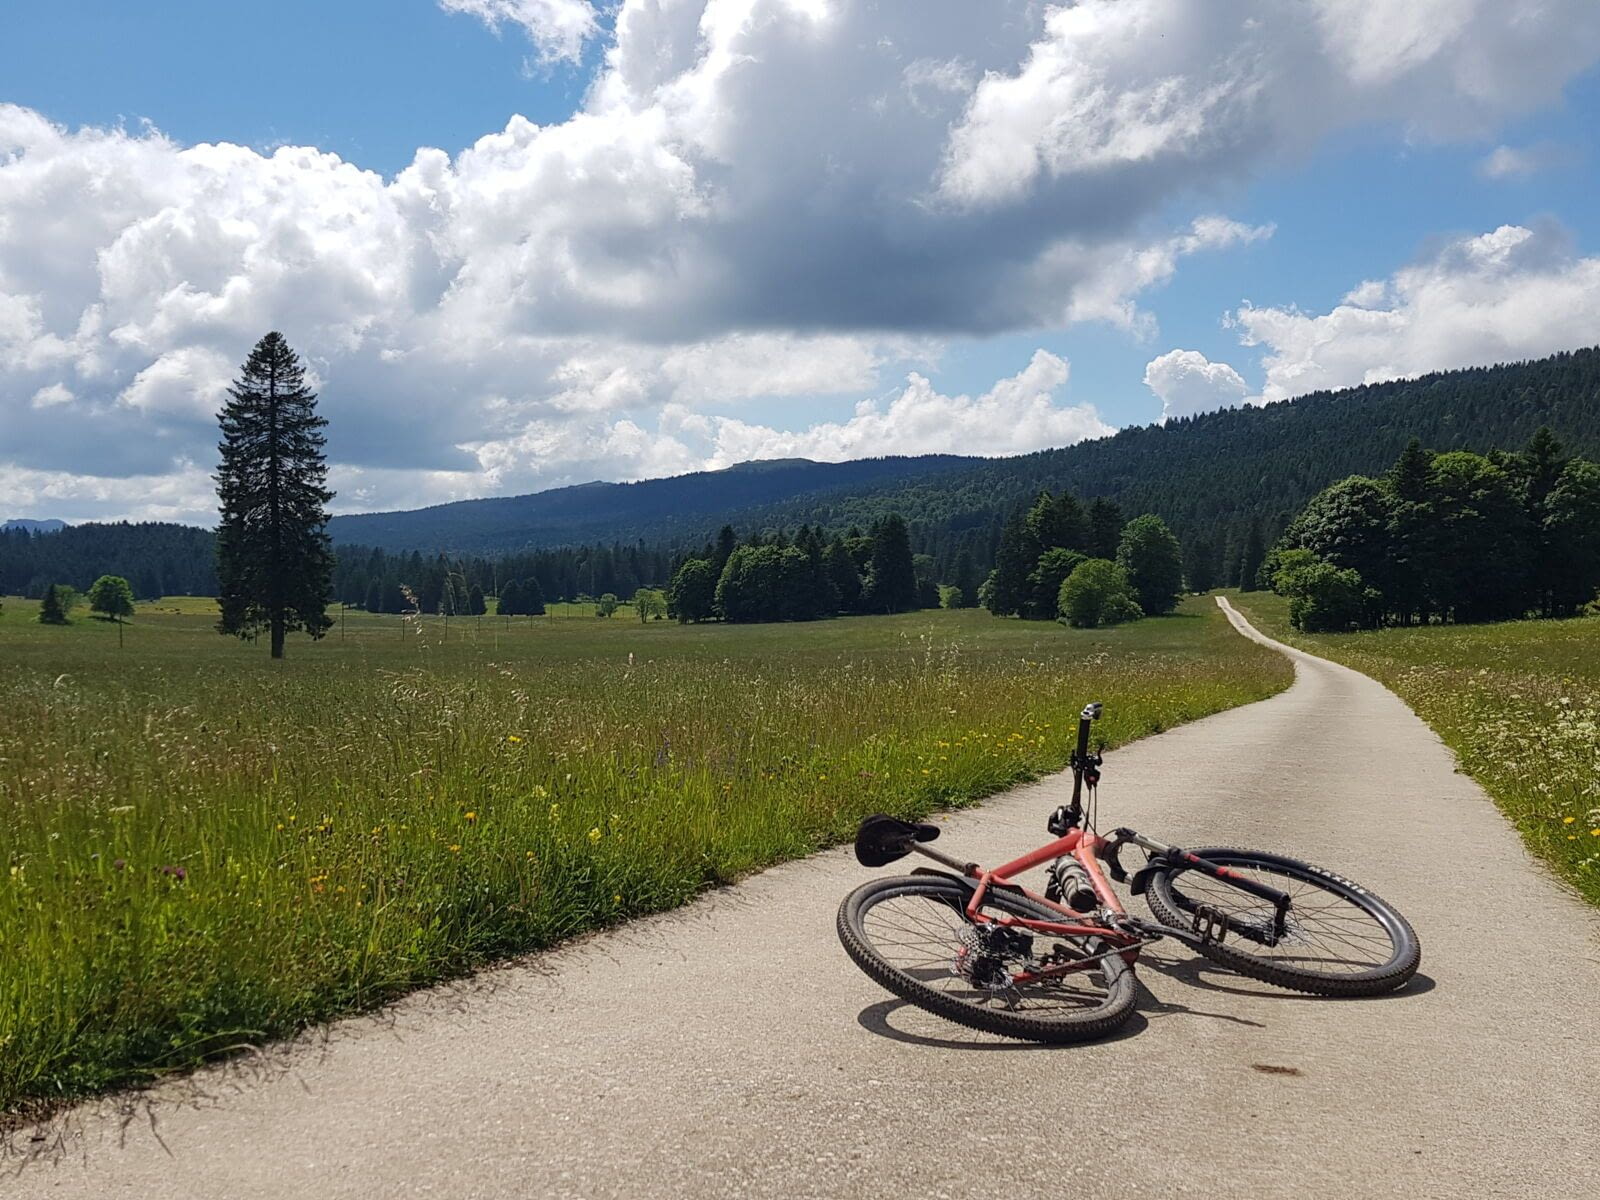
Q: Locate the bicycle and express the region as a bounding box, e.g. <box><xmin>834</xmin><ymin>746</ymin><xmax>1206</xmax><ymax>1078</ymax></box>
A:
<box><xmin>837</xmin><ymin>702</ymin><xmax>1421</xmax><ymax>1042</ymax></box>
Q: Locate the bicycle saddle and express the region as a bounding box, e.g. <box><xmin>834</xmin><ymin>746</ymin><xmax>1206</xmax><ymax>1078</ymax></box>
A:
<box><xmin>854</xmin><ymin>813</ymin><xmax>941</xmax><ymax>867</ymax></box>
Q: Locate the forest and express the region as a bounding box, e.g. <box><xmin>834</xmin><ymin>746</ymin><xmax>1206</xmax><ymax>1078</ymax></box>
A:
<box><xmin>1267</xmin><ymin>430</ymin><xmax>1600</xmax><ymax>631</ymax></box>
<box><xmin>6</xmin><ymin>347</ymin><xmax>1599</xmax><ymax>604</ymax></box>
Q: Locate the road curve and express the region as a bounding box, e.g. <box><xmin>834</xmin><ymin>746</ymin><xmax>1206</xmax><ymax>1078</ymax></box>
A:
<box><xmin>11</xmin><ymin>598</ymin><xmax>1599</xmax><ymax>1198</ymax></box>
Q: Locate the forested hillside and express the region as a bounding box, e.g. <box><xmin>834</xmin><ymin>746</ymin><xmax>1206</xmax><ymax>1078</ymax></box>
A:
<box><xmin>7</xmin><ymin>348</ymin><xmax>1599</xmax><ymax>598</ymax></box>
<box><xmin>325</xmin><ymin>454</ymin><xmax>975</xmax><ymax>552</ymax></box>
<box><xmin>725</xmin><ymin>348</ymin><xmax>1600</xmax><ymax>585</ymax></box>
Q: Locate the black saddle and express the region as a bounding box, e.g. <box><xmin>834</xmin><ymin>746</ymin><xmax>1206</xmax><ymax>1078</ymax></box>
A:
<box><xmin>854</xmin><ymin>813</ymin><xmax>941</xmax><ymax>867</ymax></box>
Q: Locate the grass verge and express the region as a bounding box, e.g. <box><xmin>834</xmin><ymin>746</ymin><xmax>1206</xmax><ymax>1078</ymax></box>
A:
<box><xmin>0</xmin><ymin>595</ymin><xmax>1288</xmax><ymax>1116</ymax></box>
<box><xmin>1228</xmin><ymin>590</ymin><xmax>1600</xmax><ymax>908</ymax></box>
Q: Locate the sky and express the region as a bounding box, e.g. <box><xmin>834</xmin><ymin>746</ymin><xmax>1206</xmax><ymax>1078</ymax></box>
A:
<box><xmin>3</xmin><ymin>0</ymin><xmax>1599</xmax><ymax>525</ymax></box>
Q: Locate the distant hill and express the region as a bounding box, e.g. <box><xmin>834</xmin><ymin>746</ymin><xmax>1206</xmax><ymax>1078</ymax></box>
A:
<box><xmin>331</xmin><ymin>346</ymin><xmax>1600</xmax><ymax>565</ymax></box>
<box><xmin>698</xmin><ymin>346</ymin><xmax>1600</xmax><ymax>568</ymax></box>
<box><xmin>9</xmin><ymin>346</ymin><xmax>1600</xmax><ymax>594</ymax></box>
<box><xmin>2</xmin><ymin>518</ymin><xmax>66</xmax><ymax>534</ymax></box>
<box><xmin>327</xmin><ymin>455</ymin><xmax>977</xmax><ymax>553</ymax></box>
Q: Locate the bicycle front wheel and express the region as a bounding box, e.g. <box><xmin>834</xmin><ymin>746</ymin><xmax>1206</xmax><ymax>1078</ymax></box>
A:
<box><xmin>1143</xmin><ymin>848</ymin><xmax>1420</xmax><ymax>996</ymax></box>
<box><xmin>837</xmin><ymin>874</ymin><xmax>1137</xmax><ymax>1043</ymax></box>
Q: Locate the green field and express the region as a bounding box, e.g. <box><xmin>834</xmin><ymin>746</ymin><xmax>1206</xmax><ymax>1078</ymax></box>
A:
<box><xmin>0</xmin><ymin>596</ymin><xmax>1288</xmax><ymax>1116</ymax></box>
<box><xmin>1229</xmin><ymin>592</ymin><xmax>1600</xmax><ymax>907</ymax></box>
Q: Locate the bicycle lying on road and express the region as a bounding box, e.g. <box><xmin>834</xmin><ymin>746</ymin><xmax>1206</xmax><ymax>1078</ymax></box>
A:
<box><xmin>837</xmin><ymin>702</ymin><xmax>1422</xmax><ymax>1042</ymax></box>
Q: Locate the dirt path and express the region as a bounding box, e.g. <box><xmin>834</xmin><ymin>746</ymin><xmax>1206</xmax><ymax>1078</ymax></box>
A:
<box><xmin>12</xmin><ymin>598</ymin><xmax>1599</xmax><ymax>1198</ymax></box>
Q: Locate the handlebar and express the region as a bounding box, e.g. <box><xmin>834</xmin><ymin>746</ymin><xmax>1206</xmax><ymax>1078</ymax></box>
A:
<box><xmin>1075</xmin><ymin>701</ymin><xmax>1102</xmax><ymax>758</ymax></box>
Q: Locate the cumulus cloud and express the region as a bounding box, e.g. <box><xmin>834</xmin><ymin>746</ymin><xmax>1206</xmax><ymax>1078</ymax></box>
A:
<box><xmin>939</xmin><ymin>0</ymin><xmax>1600</xmax><ymax>209</ymax></box>
<box><xmin>1234</xmin><ymin>223</ymin><xmax>1600</xmax><ymax>401</ymax></box>
<box><xmin>438</xmin><ymin>0</ymin><xmax>601</xmax><ymax>66</ymax></box>
<box><xmin>668</xmin><ymin>351</ymin><xmax>1113</xmax><ymax>467</ymax></box>
<box><xmin>1143</xmin><ymin>349</ymin><xmax>1250</xmax><ymax>421</ymax></box>
<box><xmin>4</xmin><ymin>0</ymin><xmax>1599</xmax><ymax>521</ymax></box>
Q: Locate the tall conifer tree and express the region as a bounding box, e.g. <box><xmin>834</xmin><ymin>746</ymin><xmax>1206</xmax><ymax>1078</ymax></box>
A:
<box><xmin>215</xmin><ymin>332</ymin><xmax>334</xmax><ymax>658</ymax></box>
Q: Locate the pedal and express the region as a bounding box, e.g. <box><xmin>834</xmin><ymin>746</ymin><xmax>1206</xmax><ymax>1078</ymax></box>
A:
<box><xmin>1191</xmin><ymin>904</ymin><xmax>1228</xmax><ymax>944</ymax></box>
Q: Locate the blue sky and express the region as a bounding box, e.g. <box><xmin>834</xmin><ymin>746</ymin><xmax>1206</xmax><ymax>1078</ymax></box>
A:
<box><xmin>4</xmin><ymin>1</ymin><xmax>1600</xmax><ymax>522</ymax></box>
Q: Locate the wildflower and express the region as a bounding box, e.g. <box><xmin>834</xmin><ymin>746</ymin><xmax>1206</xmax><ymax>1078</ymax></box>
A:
<box><xmin>1565</xmin><ymin>817</ymin><xmax>1578</xmax><ymax>825</ymax></box>
<box><xmin>464</xmin><ymin>811</ymin><xmax>478</xmax><ymax>823</ymax></box>
<box><xmin>507</xmin><ymin>735</ymin><xmax>522</xmax><ymax>743</ymax></box>
<box><xmin>449</xmin><ymin>844</ymin><xmax>461</xmax><ymax>853</ymax></box>
<box><xmin>588</xmin><ymin>827</ymin><xmax>602</xmax><ymax>843</ymax></box>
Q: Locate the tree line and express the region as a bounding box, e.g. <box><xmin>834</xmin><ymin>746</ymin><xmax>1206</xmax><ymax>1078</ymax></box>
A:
<box><xmin>1267</xmin><ymin>429</ymin><xmax>1600</xmax><ymax>631</ymax></box>
<box><xmin>666</xmin><ymin>515</ymin><xmax>929</xmax><ymax>623</ymax></box>
<box><xmin>977</xmin><ymin>489</ymin><xmax>1186</xmax><ymax>627</ymax></box>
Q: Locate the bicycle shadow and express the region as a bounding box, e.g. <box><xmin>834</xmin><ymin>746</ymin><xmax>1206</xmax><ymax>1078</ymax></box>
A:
<box><xmin>854</xmin><ymin>959</ymin><xmax>1436</xmax><ymax>1051</ymax></box>
<box><xmin>1138</xmin><ymin>950</ymin><xmax>1438</xmax><ymax>1003</ymax></box>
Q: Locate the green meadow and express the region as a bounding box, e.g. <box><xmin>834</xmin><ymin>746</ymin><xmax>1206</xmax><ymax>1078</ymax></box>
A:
<box><xmin>1</xmin><ymin>595</ymin><xmax>1288</xmax><ymax>1116</ymax></box>
<box><xmin>1230</xmin><ymin>592</ymin><xmax>1600</xmax><ymax>908</ymax></box>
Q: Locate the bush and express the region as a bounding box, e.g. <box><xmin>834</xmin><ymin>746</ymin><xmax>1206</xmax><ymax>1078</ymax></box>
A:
<box><xmin>1272</xmin><ymin>550</ymin><xmax>1368</xmax><ymax>632</ymax></box>
<box><xmin>1057</xmin><ymin>559</ymin><xmax>1143</xmax><ymax>628</ymax></box>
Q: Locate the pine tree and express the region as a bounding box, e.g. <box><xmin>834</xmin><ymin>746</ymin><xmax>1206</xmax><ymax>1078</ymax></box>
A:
<box><xmin>1086</xmin><ymin>498</ymin><xmax>1125</xmax><ymax>561</ymax></box>
<box><xmin>214</xmin><ymin>332</ymin><xmax>334</xmax><ymax>658</ymax></box>
<box><xmin>468</xmin><ymin>583</ymin><xmax>487</xmax><ymax>616</ymax></box>
<box><xmin>950</xmin><ymin>549</ymin><xmax>977</xmax><ymax>609</ymax></box>
<box><xmin>498</xmin><ymin>580</ymin><xmax>522</xmax><ymax>616</ymax></box>
<box><xmin>522</xmin><ymin>575</ymin><xmax>546</xmax><ymax>615</ymax></box>
<box><xmin>38</xmin><ymin>583</ymin><xmax>68</xmax><ymax>625</ymax></box>
<box><xmin>1237</xmin><ymin>522</ymin><xmax>1265</xmax><ymax>592</ymax></box>
<box><xmin>866</xmin><ymin>513</ymin><xmax>917</xmax><ymax>613</ymax></box>
<box><xmin>985</xmin><ymin>509</ymin><xmax>1038</xmax><ymax>616</ymax></box>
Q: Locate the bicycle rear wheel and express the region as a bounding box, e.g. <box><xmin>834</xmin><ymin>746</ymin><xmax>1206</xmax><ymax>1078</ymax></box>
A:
<box><xmin>1143</xmin><ymin>848</ymin><xmax>1420</xmax><ymax>996</ymax></box>
<box><xmin>837</xmin><ymin>874</ymin><xmax>1137</xmax><ymax>1043</ymax></box>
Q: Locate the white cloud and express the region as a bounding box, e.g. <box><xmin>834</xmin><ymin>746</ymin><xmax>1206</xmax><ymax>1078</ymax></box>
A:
<box><xmin>673</xmin><ymin>350</ymin><xmax>1114</xmax><ymax>466</ymax></box>
<box><xmin>1143</xmin><ymin>349</ymin><xmax>1250</xmax><ymax>421</ymax></box>
<box><xmin>4</xmin><ymin>0</ymin><xmax>1599</xmax><ymax>521</ymax></box>
<box><xmin>1234</xmin><ymin>223</ymin><xmax>1600</xmax><ymax>401</ymax></box>
<box><xmin>1477</xmin><ymin>141</ymin><xmax>1574</xmax><ymax>180</ymax></box>
<box><xmin>438</xmin><ymin>0</ymin><xmax>601</xmax><ymax>66</ymax></box>
<box><xmin>30</xmin><ymin>383</ymin><xmax>73</xmax><ymax>409</ymax></box>
<box><xmin>939</xmin><ymin>0</ymin><xmax>1600</xmax><ymax>209</ymax></box>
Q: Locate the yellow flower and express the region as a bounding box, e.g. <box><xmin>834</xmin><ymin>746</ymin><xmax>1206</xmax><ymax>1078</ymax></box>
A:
<box><xmin>448</xmin><ymin>843</ymin><xmax>461</xmax><ymax>853</ymax></box>
<box><xmin>1591</xmin><ymin>829</ymin><xmax>1600</xmax><ymax>837</ymax></box>
<box><xmin>588</xmin><ymin>827</ymin><xmax>602</xmax><ymax>843</ymax></box>
<box><xmin>613</xmin><ymin>893</ymin><xmax>622</xmax><ymax>904</ymax></box>
<box><xmin>507</xmin><ymin>735</ymin><xmax>522</xmax><ymax>743</ymax></box>
<box><xmin>464</xmin><ymin>811</ymin><xmax>477</xmax><ymax>822</ymax></box>
<box><xmin>1564</xmin><ymin>816</ymin><xmax>1577</xmax><ymax>824</ymax></box>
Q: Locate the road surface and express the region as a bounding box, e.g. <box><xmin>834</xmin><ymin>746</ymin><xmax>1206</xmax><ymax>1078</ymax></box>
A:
<box><xmin>10</xmin><ymin>598</ymin><xmax>1599</xmax><ymax>1198</ymax></box>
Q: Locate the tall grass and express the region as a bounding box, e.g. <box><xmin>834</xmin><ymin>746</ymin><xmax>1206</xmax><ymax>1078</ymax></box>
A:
<box><xmin>1230</xmin><ymin>591</ymin><xmax>1600</xmax><ymax>908</ymax></box>
<box><xmin>0</xmin><ymin>597</ymin><xmax>1288</xmax><ymax>1115</ymax></box>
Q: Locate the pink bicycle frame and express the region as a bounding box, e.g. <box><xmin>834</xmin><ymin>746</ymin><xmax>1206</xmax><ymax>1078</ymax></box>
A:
<box><xmin>958</xmin><ymin>828</ymin><xmax>1144</xmax><ymax>978</ymax></box>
